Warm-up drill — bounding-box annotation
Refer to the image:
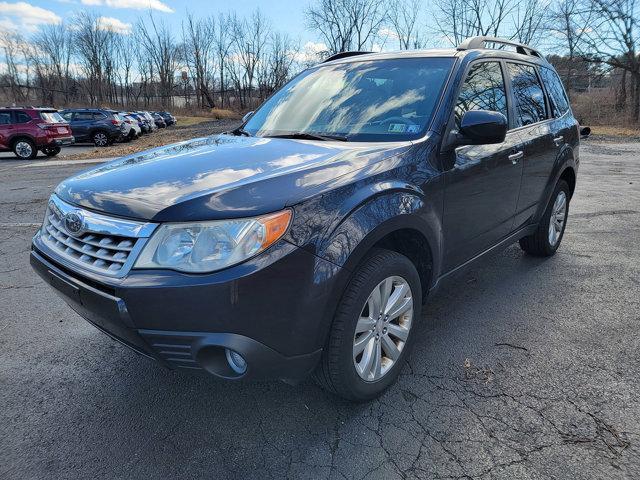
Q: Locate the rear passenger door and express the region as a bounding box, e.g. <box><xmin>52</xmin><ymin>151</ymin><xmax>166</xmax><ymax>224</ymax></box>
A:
<box><xmin>539</xmin><ymin>65</ymin><xmax>578</xmax><ymax>165</ymax></box>
<box><xmin>506</xmin><ymin>62</ymin><xmax>556</xmax><ymax>228</ymax></box>
<box><xmin>13</xmin><ymin>111</ymin><xmax>34</xmax><ymax>136</ymax></box>
<box><xmin>442</xmin><ymin>61</ymin><xmax>525</xmax><ymax>271</ymax></box>
<box><xmin>72</xmin><ymin>112</ymin><xmax>94</xmax><ymax>141</ymax></box>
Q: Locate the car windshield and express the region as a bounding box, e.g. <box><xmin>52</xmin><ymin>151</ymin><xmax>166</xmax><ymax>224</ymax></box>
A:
<box><xmin>40</xmin><ymin>111</ymin><xmax>65</xmax><ymax>123</ymax></box>
<box><xmin>244</xmin><ymin>57</ymin><xmax>454</xmax><ymax>142</ymax></box>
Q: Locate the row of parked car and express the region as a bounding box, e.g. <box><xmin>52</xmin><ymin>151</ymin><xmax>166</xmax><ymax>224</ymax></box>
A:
<box><xmin>0</xmin><ymin>107</ymin><xmax>177</xmax><ymax>159</ymax></box>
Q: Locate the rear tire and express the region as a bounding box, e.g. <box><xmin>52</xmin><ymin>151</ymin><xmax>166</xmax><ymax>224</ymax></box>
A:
<box><xmin>313</xmin><ymin>249</ymin><xmax>422</xmax><ymax>402</ymax></box>
<box><xmin>42</xmin><ymin>146</ymin><xmax>61</xmax><ymax>157</ymax></box>
<box><xmin>13</xmin><ymin>138</ymin><xmax>37</xmax><ymax>159</ymax></box>
<box><xmin>92</xmin><ymin>131</ymin><xmax>110</xmax><ymax>147</ymax></box>
<box><xmin>519</xmin><ymin>179</ymin><xmax>570</xmax><ymax>256</ymax></box>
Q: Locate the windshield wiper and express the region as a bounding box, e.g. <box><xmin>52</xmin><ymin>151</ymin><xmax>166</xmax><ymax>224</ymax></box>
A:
<box><xmin>264</xmin><ymin>132</ymin><xmax>348</xmax><ymax>142</ymax></box>
<box><xmin>228</xmin><ymin>126</ymin><xmax>251</xmax><ymax>137</ymax></box>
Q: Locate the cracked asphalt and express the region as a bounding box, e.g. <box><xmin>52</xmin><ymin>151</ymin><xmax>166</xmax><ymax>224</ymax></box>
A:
<box><xmin>1</xmin><ymin>140</ymin><xmax>639</xmax><ymax>479</ymax></box>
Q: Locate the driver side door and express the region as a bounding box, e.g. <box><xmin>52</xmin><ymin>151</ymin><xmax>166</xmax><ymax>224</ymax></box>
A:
<box><xmin>441</xmin><ymin>60</ymin><xmax>525</xmax><ymax>271</ymax></box>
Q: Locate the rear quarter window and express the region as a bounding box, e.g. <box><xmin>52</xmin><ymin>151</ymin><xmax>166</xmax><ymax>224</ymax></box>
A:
<box><xmin>0</xmin><ymin>112</ymin><xmax>11</xmax><ymax>125</ymax></box>
<box><xmin>540</xmin><ymin>67</ymin><xmax>570</xmax><ymax>118</ymax></box>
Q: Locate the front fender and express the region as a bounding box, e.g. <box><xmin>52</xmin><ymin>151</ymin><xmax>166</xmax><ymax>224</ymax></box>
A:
<box><xmin>318</xmin><ymin>190</ymin><xmax>441</xmax><ymax>277</ymax></box>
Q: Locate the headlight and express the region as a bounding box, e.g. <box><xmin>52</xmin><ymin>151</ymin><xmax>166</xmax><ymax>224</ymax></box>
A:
<box><xmin>134</xmin><ymin>209</ymin><xmax>292</xmax><ymax>273</ymax></box>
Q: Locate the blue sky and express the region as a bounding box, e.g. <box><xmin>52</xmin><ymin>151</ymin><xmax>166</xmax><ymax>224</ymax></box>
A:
<box><xmin>0</xmin><ymin>0</ymin><xmax>315</xmax><ymax>42</ymax></box>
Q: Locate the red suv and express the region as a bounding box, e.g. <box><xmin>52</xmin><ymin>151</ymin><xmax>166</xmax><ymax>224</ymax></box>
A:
<box><xmin>0</xmin><ymin>108</ymin><xmax>74</xmax><ymax>159</ymax></box>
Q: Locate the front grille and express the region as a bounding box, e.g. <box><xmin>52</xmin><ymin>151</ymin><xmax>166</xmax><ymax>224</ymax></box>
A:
<box><xmin>38</xmin><ymin>195</ymin><xmax>157</xmax><ymax>278</ymax></box>
<box><xmin>43</xmin><ymin>211</ymin><xmax>135</xmax><ymax>274</ymax></box>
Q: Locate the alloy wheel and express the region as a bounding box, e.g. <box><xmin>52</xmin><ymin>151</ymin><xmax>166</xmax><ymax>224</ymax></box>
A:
<box><xmin>548</xmin><ymin>191</ymin><xmax>567</xmax><ymax>246</ymax></box>
<box><xmin>94</xmin><ymin>133</ymin><xmax>108</xmax><ymax>147</ymax></box>
<box><xmin>353</xmin><ymin>276</ymin><xmax>414</xmax><ymax>382</ymax></box>
<box><xmin>15</xmin><ymin>141</ymin><xmax>33</xmax><ymax>159</ymax></box>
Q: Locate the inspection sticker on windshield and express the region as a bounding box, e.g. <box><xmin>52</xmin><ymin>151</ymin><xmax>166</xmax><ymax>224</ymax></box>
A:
<box><xmin>388</xmin><ymin>123</ymin><xmax>407</xmax><ymax>133</ymax></box>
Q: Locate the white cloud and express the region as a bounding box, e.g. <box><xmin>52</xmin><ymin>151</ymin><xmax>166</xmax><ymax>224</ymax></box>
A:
<box><xmin>291</xmin><ymin>41</ymin><xmax>329</xmax><ymax>64</ymax></box>
<box><xmin>80</xmin><ymin>0</ymin><xmax>173</xmax><ymax>13</ymax></box>
<box><xmin>0</xmin><ymin>2</ymin><xmax>61</xmax><ymax>32</ymax></box>
<box><xmin>378</xmin><ymin>27</ymin><xmax>400</xmax><ymax>40</ymax></box>
<box><xmin>97</xmin><ymin>15</ymin><xmax>131</xmax><ymax>34</ymax></box>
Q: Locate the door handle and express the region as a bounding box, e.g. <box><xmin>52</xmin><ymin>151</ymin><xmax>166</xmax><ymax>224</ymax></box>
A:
<box><xmin>553</xmin><ymin>135</ymin><xmax>564</xmax><ymax>146</ymax></box>
<box><xmin>508</xmin><ymin>151</ymin><xmax>524</xmax><ymax>164</ymax></box>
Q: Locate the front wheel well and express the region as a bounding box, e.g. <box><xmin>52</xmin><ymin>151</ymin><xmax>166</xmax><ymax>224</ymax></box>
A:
<box><xmin>372</xmin><ymin>228</ymin><xmax>433</xmax><ymax>298</ymax></box>
<box><xmin>559</xmin><ymin>167</ymin><xmax>576</xmax><ymax>198</ymax></box>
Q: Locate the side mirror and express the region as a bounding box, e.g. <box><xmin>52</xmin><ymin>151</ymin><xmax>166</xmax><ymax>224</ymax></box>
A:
<box><xmin>580</xmin><ymin>126</ymin><xmax>591</xmax><ymax>139</ymax></box>
<box><xmin>457</xmin><ymin>110</ymin><xmax>508</xmax><ymax>146</ymax></box>
<box><xmin>242</xmin><ymin>111</ymin><xmax>254</xmax><ymax>124</ymax></box>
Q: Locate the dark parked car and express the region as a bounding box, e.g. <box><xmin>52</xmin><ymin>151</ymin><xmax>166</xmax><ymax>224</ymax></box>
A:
<box><xmin>151</xmin><ymin>112</ymin><xmax>166</xmax><ymax>128</ymax></box>
<box><xmin>156</xmin><ymin>111</ymin><xmax>176</xmax><ymax>126</ymax></box>
<box><xmin>0</xmin><ymin>107</ymin><xmax>73</xmax><ymax>159</ymax></box>
<box><xmin>31</xmin><ymin>37</ymin><xmax>585</xmax><ymax>401</ymax></box>
<box><xmin>59</xmin><ymin>108</ymin><xmax>125</xmax><ymax>147</ymax></box>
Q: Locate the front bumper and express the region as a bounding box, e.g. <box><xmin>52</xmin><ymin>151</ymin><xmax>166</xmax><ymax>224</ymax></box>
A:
<box><xmin>30</xmin><ymin>235</ymin><xmax>339</xmax><ymax>381</ymax></box>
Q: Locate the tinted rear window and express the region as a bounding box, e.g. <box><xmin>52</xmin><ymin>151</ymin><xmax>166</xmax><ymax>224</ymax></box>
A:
<box><xmin>0</xmin><ymin>112</ymin><xmax>12</xmax><ymax>125</ymax></box>
<box><xmin>540</xmin><ymin>67</ymin><xmax>570</xmax><ymax>118</ymax></box>
<box><xmin>507</xmin><ymin>63</ymin><xmax>547</xmax><ymax>126</ymax></box>
<box><xmin>16</xmin><ymin>112</ymin><xmax>32</xmax><ymax>123</ymax></box>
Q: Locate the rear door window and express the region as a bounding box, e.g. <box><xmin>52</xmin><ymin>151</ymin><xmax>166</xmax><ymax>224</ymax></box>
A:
<box><xmin>15</xmin><ymin>112</ymin><xmax>32</xmax><ymax>123</ymax></box>
<box><xmin>75</xmin><ymin>112</ymin><xmax>94</xmax><ymax>121</ymax></box>
<box><xmin>506</xmin><ymin>63</ymin><xmax>547</xmax><ymax>126</ymax></box>
<box><xmin>539</xmin><ymin>67</ymin><xmax>570</xmax><ymax>118</ymax></box>
<box><xmin>455</xmin><ymin>61</ymin><xmax>508</xmax><ymax>128</ymax></box>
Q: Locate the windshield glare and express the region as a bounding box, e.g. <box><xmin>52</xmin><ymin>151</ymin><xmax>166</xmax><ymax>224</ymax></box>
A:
<box><xmin>245</xmin><ymin>57</ymin><xmax>454</xmax><ymax>142</ymax></box>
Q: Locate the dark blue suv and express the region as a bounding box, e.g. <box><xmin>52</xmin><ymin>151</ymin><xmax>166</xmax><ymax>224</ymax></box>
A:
<box><xmin>31</xmin><ymin>37</ymin><xmax>585</xmax><ymax>401</ymax></box>
<box><xmin>59</xmin><ymin>108</ymin><xmax>125</xmax><ymax>147</ymax></box>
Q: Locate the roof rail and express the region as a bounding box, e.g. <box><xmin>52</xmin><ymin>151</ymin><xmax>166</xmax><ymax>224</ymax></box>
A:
<box><xmin>322</xmin><ymin>51</ymin><xmax>371</xmax><ymax>63</ymax></box>
<box><xmin>457</xmin><ymin>36</ymin><xmax>542</xmax><ymax>58</ymax></box>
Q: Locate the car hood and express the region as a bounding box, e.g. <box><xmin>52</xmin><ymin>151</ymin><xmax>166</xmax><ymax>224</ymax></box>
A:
<box><xmin>55</xmin><ymin>134</ymin><xmax>412</xmax><ymax>222</ymax></box>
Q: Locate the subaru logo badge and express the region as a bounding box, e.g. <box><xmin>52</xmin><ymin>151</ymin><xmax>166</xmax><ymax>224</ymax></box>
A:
<box><xmin>64</xmin><ymin>211</ymin><xmax>85</xmax><ymax>236</ymax></box>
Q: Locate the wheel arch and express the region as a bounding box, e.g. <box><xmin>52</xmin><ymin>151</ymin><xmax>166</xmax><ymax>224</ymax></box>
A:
<box><xmin>10</xmin><ymin>134</ymin><xmax>36</xmax><ymax>148</ymax></box>
<box><xmin>559</xmin><ymin>166</ymin><xmax>576</xmax><ymax>198</ymax></box>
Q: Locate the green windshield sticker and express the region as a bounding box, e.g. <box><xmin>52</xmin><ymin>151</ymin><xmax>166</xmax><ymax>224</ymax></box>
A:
<box><xmin>388</xmin><ymin>123</ymin><xmax>407</xmax><ymax>133</ymax></box>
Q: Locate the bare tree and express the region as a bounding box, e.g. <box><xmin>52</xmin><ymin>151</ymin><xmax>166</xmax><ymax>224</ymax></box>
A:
<box><xmin>511</xmin><ymin>0</ymin><xmax>547</xmax><ymax>45</ymax></box>
<box><xmin>547</xmin><ymin>0</ymin><xmax>595</xmax><ymax>94</ymax></box>
<box><xmin>214</xmin><ymin>13</ymin><xmax>235</xmax><ymax>108</ymax></box>
<box><xmin>229</xmin><ymin>9</ymin><xmax>270</xmax><ymax>108</ymax></box>
<box><xmin>579</xmin><ymin>0</ymin><xmax>640</xmax><ymax>120</ymax></box>
<box><xmin>182</xmin><ymin>12</ymin><xmax>216</xmax><ymax>108</ymax></box>
<box><xmin>387</xmin><ymin>0</ymin><xmax>425</xmax><ymax>49</ymax></box>
<box><xmin>306</xmin><ymin>0</ymin><xmax>388</xmax><ymax>54</ymax></box>
<box><xmin>32</xmin><ymin>23</ymin><xmax>74</xmax><ymax>105</ymax></box>
<box><xmin>137</xmin><ymin>13</ymin><xmax>180</xmax><ymax>108</ymax></box>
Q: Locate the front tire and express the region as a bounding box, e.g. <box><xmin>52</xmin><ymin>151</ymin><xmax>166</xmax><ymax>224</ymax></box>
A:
<box><xmin>314</xmin><ymin>249</ymin><xmax>422</xmax><ymax>402</ymax></box>
<box><xmin>519</xmin><ymin>179</ymin><xmax>570</xmax><ymax>256</ymax></box>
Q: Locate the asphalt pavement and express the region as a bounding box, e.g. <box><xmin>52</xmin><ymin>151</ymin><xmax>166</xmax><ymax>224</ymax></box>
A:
<box><xmin>0</xmin><ymin>140</ymin><xmax>639</xmax><ymax>479</ymax></box>
<box><xmin>0</xmin><ymin>144</ymin><xmax>96</xmax><ymax>160</ymax></box>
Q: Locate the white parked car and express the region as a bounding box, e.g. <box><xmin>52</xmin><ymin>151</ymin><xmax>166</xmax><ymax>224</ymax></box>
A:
<box><xmin>119</xmin><ymin>113</ymin><xmax>142</xmax><ymax>141</ymax></box>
